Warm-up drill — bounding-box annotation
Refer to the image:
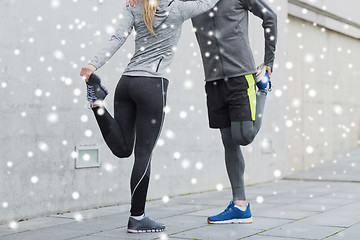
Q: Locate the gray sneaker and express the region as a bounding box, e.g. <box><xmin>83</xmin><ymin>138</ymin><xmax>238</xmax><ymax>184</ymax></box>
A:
<box><xmin>86</xmin><ymin>73</ymin><xmax>108</xmax><ymax>107</ymax></box>
<box><xmin>127</xmin><ymin>215</ymin><xmax>165</xmax><ymax>233</ymax></box>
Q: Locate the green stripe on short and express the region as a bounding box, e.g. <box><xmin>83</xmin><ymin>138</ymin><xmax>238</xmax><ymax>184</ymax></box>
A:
<box><xmin>245</xmin><ymin>74</ymin><xmax>256</xmax><ymax>121</ymax></box>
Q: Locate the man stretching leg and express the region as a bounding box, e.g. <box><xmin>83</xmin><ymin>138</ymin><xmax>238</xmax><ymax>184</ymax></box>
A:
<box><xmin>191</xmin><ymin>0</ymin><xmax>278</xmax><ymax>224</ymax></box>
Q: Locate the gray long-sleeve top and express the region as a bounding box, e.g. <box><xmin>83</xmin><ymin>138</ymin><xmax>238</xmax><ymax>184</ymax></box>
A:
<box><xmin>89</xmin><ymin>0</ymin><xmax>220</xmax><ymax>80</ymax></box>
<box><xmin>192</xmin><ymin>0</ymin><xmax>278</xmax><ymax>81</ymax></box>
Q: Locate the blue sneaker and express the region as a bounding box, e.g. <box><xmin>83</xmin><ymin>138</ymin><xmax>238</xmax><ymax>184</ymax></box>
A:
<box><xmin>207</xmin><ymin>201</ymin><xmax>253</xmax><ymax>224</ymax></box>
<box><xmin>255</xmin><ymin>64</ymin><xmax>272</xmax><ymax>92</ymax></box>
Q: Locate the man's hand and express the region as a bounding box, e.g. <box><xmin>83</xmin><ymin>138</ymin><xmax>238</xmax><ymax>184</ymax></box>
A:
<box><xmin>80</xmin><ymin>64</ymin><xmax>97</xmax><ymax>82</ymax></box>
<box><xmin>126</xmin><ymin>0</ymin><xmax>139</xmax><ymax>7</ymax></box>
<box><xmin>266</xmin><ymin>65</ymin><xmax>272</xmax><ymax>78</ymax></box>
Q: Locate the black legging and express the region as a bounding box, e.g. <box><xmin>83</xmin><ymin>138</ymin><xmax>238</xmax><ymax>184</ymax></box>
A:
<box><xmin>92</xmin><ymin>75</ymin><xmax>168</xmax><ymax>216</ymax></box>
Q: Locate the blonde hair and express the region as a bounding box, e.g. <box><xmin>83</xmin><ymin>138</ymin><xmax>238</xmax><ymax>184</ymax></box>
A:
<box><xmin>142</xmin><ymin>0</ymin><xmax>160</xmax><ymax>35</ymax></box>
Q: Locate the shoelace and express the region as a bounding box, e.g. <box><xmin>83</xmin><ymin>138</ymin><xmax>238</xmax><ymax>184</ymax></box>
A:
<box><xmin>144</xmin><ymin>216</ymin><xmax>163</xmax><ymax>227</ymax></box>
<box><xmin>87</xmin><ymin>85</ymin><xmax>97</xmax><ymax>102</ymax></box>
<box><xmin>218</xmin><ymin>204</ymin><xmax>233</xmax><ymax>216</ymax></box>
<box><xmin>144</xmin><ymin>216</ymin><xmax>156</xmax><ymax>223</ymax></box>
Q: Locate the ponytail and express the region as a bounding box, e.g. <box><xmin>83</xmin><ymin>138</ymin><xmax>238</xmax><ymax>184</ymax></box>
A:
<box><xmin>142</xmin><ymin>0</ymin><xmax>160</xmax><ymax>35</ymax></box>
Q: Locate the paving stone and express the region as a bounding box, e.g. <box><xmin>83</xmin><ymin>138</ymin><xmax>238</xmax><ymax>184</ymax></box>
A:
<box><xmin>93</xmin><ymin>227</ymin><xmax>168</xmax><ymax>240</ymax></box>
<box><xmin>0</xmin><ymin>217</ymin><xmax>76</xmax><ymax>237</ymax></box>
<box><xmin>254</xmin><ymin>207</ymin><xmax>318</xmax><ymax>220</ymax></box>
<box><xmin>93</xmin><ymin>212</ymin><xmax>130</xmax><ymax>221</ymax></box>
<box><xmin>258</xmin><ymin>195</ymin><xmax>309</xmax><ymax>205</ymax></box>
<box><xmin>301</xmin><ymin>193</ymin><xmax>357</xmax><ymax>205</ymax></box>
<box><xmin>58</xmin><ymin>218</ymin><xmax>125</xmax><ymax>232</ymax></box>
<box><xmin>160</xmin><ymin>215</ymin><xmax>208</xmax><ymax>235</ymax></box>
<box><xmin>326</xmin><ymin>223</ymin><xmax>360</xmax><ymax>240</ymax></box>
<box><xmin>94</xmin><ymin>215</ymin><xmax>207</xmax><ymax>240</ymax></box>
<box><xmin>173</xmin><ymin>190</ymin><xmax>233</xmax><ymax>206</ymax></box>
<box><xmin>274</xmin><ymin>189</ymin><xmax>330</xmax><ymax>200</ymax></box>
<box><xmin>278</xmin><ymin>202</ymin><xmax>338</xmax><ymax>213</ymax></box>
<box><xmin>71</xmin><ymin>235</ymin><xmax>135</xmax><ymax>240</ymax></box>
<box><xmin>247</xmin><ymin>185</ymin><xmax>329</xmax><ymax>201</ymax></box>
<box><xmin>241</xmin><ymin>217</ymin><xmax>294</xmax><ymax>231</ymax></box>
<box><xmin>171</xmin><ymin>224</ymin><xmax>263</xmax><ymax>240</ymax></box>
<box><xmin>0</xmin><ymin>228</ymin><xmax>22</xmax><ymax>237</ymax></box>
<box><xmin>50</xmin><ymin>205</ymin><xmax>129</xmax><ymax>220</ymax></box>
<box><xmin>148</xmin><ymin>203</ymin><xmax>211</xmax><ymax>214</ymax></box>
<box><xmin>299</xmin><ymin>202</ymin><xmax>360</xmax><ymax>227</ymax></box>
<box><xmin>0</xmin><ymin>227</ymin><xmax>92</xmax><ymax>240</ymax></box>
<box><xmin>145</xmin><ymin>209</ymin><xmax>192</xmax><ymax>220</ymax></box>
<box><xmin>248</xmin><ymin>202</ymin><xmax>281</xmax><ymax>212</ymax></box>
<box><xmin>184</xmin><ymin>205</ymin><xmax>230</xmax><ymax>218</ymax></box>
<box><xmin>341</xmin><ymin>191</ymin><xmax>360</xmax><ymax>202</ymax></box>
<box><xmin>247</xmin><ymin>181</ymin><xmax>320</xmax><ymax>196</ymax></box>
<box><xmin>286</xmin><ymin>152</ymin><xmax>360</xmax><ymax>182</ymax></box>
<box><xmin>245</xmin><ymin>234</ymin><xmax>310</xmax><ymax>240</ymax></box>
<box><xmin>0</xmin><ymin>217</ymin><xmax>75</xmax><ymax>232</ymax></box>
<box><xmin>262</xmin><ymin>221</ymin><xmax>344</xmax><ymax>239</ymax></box>
<box><xmin>294</xmin><ymin>182</ymin><xmax>345</xmax><ymax>193</ymax></box>
<box><xmin>167</xmin><ymin>238</ymin><xmax>198</xmax><ymax>240</ymax></box>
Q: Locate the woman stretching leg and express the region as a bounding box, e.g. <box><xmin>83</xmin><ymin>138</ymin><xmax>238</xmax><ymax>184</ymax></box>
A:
<box><xmin>80</xmin><ymin>0</ymin><xmax>220</xmax><ymax>233</ymax></box>
<box><xmin>92</xmin><ymin>75</ymin><xmax>168</xmax><ymax>217</ymax></box>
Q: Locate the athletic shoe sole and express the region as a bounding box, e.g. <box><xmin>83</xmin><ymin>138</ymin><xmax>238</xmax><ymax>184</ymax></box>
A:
<box><xmin>127</xmin><ymin>228</ymin><xmax>164</xmax><ymax>233</ymax></box>
<box><xmin>207</xmin><ymin>217</ymin><xmax>253</xmax><ymax>224</ymax></box>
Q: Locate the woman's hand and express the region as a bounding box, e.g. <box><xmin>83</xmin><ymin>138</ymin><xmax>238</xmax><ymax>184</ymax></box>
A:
<box><xmin>80</xmin><ymin>64</ymin><xmax>97</xmax><ymax>82</ymax></box>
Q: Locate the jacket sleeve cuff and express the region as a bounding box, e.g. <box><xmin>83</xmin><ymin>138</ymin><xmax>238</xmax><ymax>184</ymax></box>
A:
<box><xmin>265</xmin><ymin>62</ymin><xmax>274</xmax><ymax>72</ymax></box>
<box><xmin>88</xmin><ymin>60</ymin><xmax>100</xmax><ymax>70</ymax></box>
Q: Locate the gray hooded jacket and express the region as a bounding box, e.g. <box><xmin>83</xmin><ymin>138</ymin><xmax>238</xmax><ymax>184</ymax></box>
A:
<box><xmin>89</xmin><ymin>0</ymin><xmax>220</xmax><ymax>79</ymax></box>
<box><xmin>192</xmin><ymin>0</ymin><xmax>278</xmax><ymax>81</ymax></box>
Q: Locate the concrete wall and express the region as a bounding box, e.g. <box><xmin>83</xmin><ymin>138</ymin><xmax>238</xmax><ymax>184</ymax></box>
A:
<box><xmin>1</xmin><ymin>0</ymin><xmax>358</xmax><ymax>225</ymax></box>
<box><xmin>285</xmin><ymin>6</ymin><xmax>360</xmax><ymax>171</ymax></box>
<box><xmin>288</xmin><ymin>0</ymin><xmax>360</xmax><ymax>39</ymax></box>
<box><xmin>297</xmin><ymin>0</ymin><xmax>360</xmax><ymax>24</ymax></box>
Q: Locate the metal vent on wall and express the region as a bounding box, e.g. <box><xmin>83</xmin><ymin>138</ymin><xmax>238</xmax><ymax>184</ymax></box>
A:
<box><xmin>75</xmin><ymin>146</ymin><xmax>100</xmax><ymax>169</ymax></box>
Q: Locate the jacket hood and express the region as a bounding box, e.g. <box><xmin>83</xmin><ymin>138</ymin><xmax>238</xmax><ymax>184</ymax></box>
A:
<box><xmin>153</xmin><ymin>0</ymin><xmax>174</xmax><ymax>28</ymax></box>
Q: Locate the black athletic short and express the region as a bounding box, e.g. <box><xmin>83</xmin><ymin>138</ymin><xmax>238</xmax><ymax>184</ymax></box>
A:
<box><xmin>205</xmin><ymin>74</ymin><xmax>257</xmax><ymax>129</ymax></box>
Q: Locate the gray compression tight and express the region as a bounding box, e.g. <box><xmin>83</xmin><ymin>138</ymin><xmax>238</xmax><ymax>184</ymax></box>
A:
<box><xmin>220</xmin><ymin>91</ymin><xmax>267</xmax><ymax>201</ymax></box>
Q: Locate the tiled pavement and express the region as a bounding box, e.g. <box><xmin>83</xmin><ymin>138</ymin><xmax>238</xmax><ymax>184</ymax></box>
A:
<box><xmin>1</xmin><ymin>148</ymin><xmax>359</xmax><ymax>240</ymax></box>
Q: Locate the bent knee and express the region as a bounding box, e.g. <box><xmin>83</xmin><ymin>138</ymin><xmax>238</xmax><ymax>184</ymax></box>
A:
<box><xmin>233</xmin><ymin>133</ymin><xmax>255</xmax><ymax>146</ymax></box>
<box><xmin>111</xmin><ymin>148</ymin><xmax>132</xmax><ymax>158</ymax></box>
